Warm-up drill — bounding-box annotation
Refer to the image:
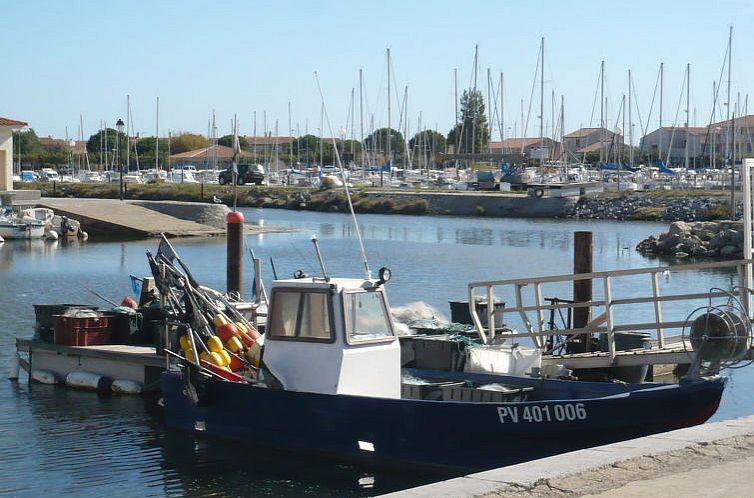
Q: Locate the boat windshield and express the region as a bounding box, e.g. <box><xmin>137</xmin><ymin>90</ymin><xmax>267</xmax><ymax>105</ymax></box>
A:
<box><xmin>268</xmin><ymin>289</ymin><xmax>334</xmax><ymax>342</ymax></box>
<box><xmin>343</xmin><ymin>290</ymin><xmax>394</xmax><ymax>344</ymax></box>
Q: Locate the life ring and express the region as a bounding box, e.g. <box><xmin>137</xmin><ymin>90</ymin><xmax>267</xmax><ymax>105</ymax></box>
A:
<box><xmin>532</xmin><ymin>188</ymin><xmax>545</xmax><ymax>198</ymax></box>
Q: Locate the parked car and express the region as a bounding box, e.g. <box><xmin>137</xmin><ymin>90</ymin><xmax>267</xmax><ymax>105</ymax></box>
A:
<box><xmin>218</xmin><ymin>164</ymin><xmax>265</xmax><ymax>185</ymax></box>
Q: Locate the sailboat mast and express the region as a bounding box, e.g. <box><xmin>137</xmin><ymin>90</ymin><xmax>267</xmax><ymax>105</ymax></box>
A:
<box><xmin>500</xmin><ymin>72</ymin><xmax>505</xmax><ymax>145</ymax></box>
<box><xmin>359</xmin><ymin>69</ymin><xmax>364</xmax><ymax>170</ymax></box>
<box><xmin>600</xmin><ymin>60</ymin><xmax>605</xmax><ymax>163</ymax></box>
<box><xmin>685</xmin><ymin>63</ymin><xmax>690</xmax><ymax>169</ymax></box>
<box><xmin>472</xmin><ymin>44</ymin><xmax>478</xmax><ymax>155</ymax></box>
<box><xmin>726</xmin><ymin>26</ymin><xmax>734</xmax><ymax>212</ymax></box>
<box><xmin>539</xmin><ymin>37</ymin><xmax>544</xmax><ymax>151</ymax></box>
<box><xmin>288</xmin><ymin>101</ymin><xmax>293</xmax><ymax>168</ymax></box>
<box><xmin>154</xmin><ymin>97</ymin><xmax>160</xmax><ymax>171</ymax></box>
<box><xmin>386</xmin><ymin>47</ymin><xmax>391</xmax><ymax>187</ymax></box>
<box><xmin>126</xmin><ymin>95</ymin><xmax>130</xmax><ymax>173</ymax></box>
<box><xmin>659</xmin><ymin>62</ymin><xmax>663</xmax><ymax>165</ymax></box>
<box><xmin>629</xmin><ymin>69</ymin><xmax>633</xmax><ymax>166</ymax></box>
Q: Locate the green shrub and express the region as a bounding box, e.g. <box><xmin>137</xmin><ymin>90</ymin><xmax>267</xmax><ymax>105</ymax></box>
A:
<box><xmin>700</xmin><ymin>204</ymin><xmax>731</xmax><ymax>221</ymax></box>
<box><xmin>630</xmin><ymin>207</ymin><xmax>666</xmax><ymax>221</ymax></box>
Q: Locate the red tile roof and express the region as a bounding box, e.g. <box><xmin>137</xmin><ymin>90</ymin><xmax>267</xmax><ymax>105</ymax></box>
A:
<box><xmin>564</xmin><ymin>127</ymin><xmax>609</xmax><ymax>139</ymax></box>
<box><xmin>0</xmin><ymin>117</ymin><xmax>28</xmax><ymax>127</ymax></box>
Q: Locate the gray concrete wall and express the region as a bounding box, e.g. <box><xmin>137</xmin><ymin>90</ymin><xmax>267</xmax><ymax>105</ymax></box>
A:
<box><xmin>130</xmin><ymin>200</ymin><xmax>230</xmax><ymax>228</ymax></box>
<box><xmin>366</xmin><ymin>191</ymin><xmax>575</xmax><ymax>218</ymax></box>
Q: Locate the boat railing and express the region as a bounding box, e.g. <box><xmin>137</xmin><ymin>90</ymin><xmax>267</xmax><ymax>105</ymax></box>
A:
<box><xmin>468</xmin><ymin>259</ymin><xmax>754</xmax><ymax>361</ymax></box>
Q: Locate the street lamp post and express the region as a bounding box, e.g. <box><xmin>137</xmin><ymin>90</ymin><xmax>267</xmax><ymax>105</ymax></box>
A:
<box><xmin>116</xmin><ymin>118</ymin><xmax>125</xmax><ymax>201</ymax></box>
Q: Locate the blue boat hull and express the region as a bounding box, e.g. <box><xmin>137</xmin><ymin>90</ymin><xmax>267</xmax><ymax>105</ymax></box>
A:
<box><xmin>161</xmin><ymin>369</ymin><xmax>725</xmax><ymax>472</ymax></box>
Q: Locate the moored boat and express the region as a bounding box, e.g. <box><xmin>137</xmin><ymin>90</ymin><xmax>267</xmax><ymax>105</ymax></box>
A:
<box><xmin>154</xmin><ymin>246</ymin><xmax>730</xmax><ymax>472</ymax></box>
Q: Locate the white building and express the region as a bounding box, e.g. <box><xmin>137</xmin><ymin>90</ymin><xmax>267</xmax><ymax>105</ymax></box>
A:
<box><xmin>0</xmin><ymin>116</ymin><xmax>28</xmax><ymax>192</ymax></box>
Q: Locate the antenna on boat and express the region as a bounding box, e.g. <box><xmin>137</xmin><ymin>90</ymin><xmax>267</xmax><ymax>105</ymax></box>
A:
<box><xmin>311</xmin><ymin>234</ymin><xmax>329</xmax><ymax>281</ymax></box>
<box><xmin>314</xmin><ymin>71</ymin><xmax>372</xmax><ymax>280</ymax></box>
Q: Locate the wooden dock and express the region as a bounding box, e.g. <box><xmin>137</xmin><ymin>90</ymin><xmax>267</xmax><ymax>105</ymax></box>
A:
<box><xmin>38</xmin><ymin>198</ymin><xmax>225</xmax><ymax>238</ymax></box>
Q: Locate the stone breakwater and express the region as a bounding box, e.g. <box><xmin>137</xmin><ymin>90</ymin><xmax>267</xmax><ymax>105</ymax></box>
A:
<box><xmin>636</xmin><ymin>220</ymin><xmax>744</xmax><ymax>259</ymax></box>
<box><xmin>571</xmin><ymin>195</ymin><xmax>730</xmax><ymax>221</ymax></box>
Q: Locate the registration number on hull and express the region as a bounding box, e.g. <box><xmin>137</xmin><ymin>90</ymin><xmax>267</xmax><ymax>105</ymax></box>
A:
<box><xmin>497</xmin><ymin>403</ymin><xmax>587</xmax><ymax>423</ymax></box>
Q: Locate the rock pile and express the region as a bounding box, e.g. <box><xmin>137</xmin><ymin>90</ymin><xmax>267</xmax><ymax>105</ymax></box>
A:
<box><xmin>571</xmin><ymin>195</ymin><xmax>731</xmax><ymax>221</ymax></box>
<box><xmin>636</xmin><ymin>220</ymin><xmax>744</xmax><ymax>259</ymax></box>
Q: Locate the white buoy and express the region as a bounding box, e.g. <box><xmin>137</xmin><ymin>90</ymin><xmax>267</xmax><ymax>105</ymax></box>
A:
<box><xmin>65</xmin><ymin>371</ymin><xmax>113</xmax><ymax>391</ymax></box>
<box><xmin>45</xmin><ymin>230</ymin><xmax>59</xmax><ymax>241</ymax></box>
<box><xmin>78</xmin><ymin>231</ymin><xmax>89</xmax><ymax>240</ymax></box>
<box><xmin>0</xmin><ymin>234</ymin><xmax>4</xmax><ymax>243</ymax></box>
<box><xmin>111</xmin><ymin>379</ymin><xmax>143</xmax><ymax>395</ymax></box>
<box><xmin>8</xmin><ymin>355</ymin><xmax>20</xmax><ymax>380</ymax></box>
<box><xmin>32</xmin><ymin>369</ymin><xmax>62</xmax><ymax>385</ymax></box>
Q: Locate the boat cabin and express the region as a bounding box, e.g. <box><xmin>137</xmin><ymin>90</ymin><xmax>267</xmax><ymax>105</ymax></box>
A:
<box><xmin>262</xmin><ymin>277</ymin><xmax>401</xmax><ymax>399</ymax></box>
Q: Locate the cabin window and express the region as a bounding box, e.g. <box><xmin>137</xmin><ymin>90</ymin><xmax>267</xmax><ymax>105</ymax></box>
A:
<box><xmin>268</xmin><ymin>290</ymin><xmax>334</xmax><ymax>342</ymax></box>
<box><xmin>343</xmin><ymin>290</ymin><xmax>394</xmax><ymax>344</ymax></box>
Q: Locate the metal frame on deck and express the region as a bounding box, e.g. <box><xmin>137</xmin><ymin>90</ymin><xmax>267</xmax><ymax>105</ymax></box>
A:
<box><xmin>468</xmin><ymin>259</ymin><xmax>754</xmax><ymax>367</ymax></box>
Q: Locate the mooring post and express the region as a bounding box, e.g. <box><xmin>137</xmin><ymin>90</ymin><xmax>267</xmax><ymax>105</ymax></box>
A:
<box><xmin>227</xmin><ymin>211</ymin><xmax>244</xmax><ymax>298</ymax></box>
<box><xmin>572</xmin><ymin>231</ymin><xmax>593</xmax><ymax>353</ymax></box>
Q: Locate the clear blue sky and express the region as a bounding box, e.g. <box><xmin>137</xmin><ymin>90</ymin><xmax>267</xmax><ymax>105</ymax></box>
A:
<box><xmin>2</xmin><ymin>0</ymin><xmax>752</xmax><ymax>145</ymax></box>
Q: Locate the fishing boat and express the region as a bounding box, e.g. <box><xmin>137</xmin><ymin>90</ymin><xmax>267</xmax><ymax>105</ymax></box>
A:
<box><xmin>154</xmin><ymin>240</ymin><xmax>731</xmax><ymax>472</ymax></box>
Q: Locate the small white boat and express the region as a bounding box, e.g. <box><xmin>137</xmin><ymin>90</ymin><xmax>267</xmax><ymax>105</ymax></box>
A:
<box><xmin>0</xmin><ymin>207</ymin><xmax>45</xmax><ymax>239</ymax></box>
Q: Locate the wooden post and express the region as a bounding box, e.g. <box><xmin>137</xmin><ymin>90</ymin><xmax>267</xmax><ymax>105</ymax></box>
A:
<box><xmin>571</xmin><ymin>231</ymin><xmax>593</xmax><ymax>353</ymax></box>
<box><xmin>226</xmin><ymin>211</ymin><xmax>244</xmax><ymax>298</ymax></box>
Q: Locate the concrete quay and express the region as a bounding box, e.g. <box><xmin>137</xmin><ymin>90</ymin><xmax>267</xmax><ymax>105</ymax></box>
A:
<box><xmin>37</xmin><ymin>198</ymin><xmax>290</xmax><ymax>238</ymax></box>
<box><xmin>382</xmin><ymin>415</ymin><xmax>754</xmax><ymax>498</ymax></box>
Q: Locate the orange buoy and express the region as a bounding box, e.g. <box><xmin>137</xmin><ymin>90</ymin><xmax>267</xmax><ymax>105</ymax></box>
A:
<box><xmin>121</xmin><ymin>296</ymin><xmax>138</xmax><ymax>309</ymax></box>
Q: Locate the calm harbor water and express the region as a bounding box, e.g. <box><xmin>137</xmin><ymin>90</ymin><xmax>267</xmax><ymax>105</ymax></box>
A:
<box><xmin>2</xmin><ymin>208</ymin><xmax>753</xmax><ymax>497</ymax></box>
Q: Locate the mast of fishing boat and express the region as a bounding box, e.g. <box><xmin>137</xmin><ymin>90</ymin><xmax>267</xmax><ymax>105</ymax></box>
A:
<box><xmin>487</xmin><ymin>67</ymin><xmax>492</xmax><ymax>152</ymax></box>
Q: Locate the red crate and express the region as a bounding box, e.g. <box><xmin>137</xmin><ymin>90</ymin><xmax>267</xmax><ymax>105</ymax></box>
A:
<box><xmin>53</xmin><ymin>314</ymin><xmax>113</xmax><ymax>346</ymax></box>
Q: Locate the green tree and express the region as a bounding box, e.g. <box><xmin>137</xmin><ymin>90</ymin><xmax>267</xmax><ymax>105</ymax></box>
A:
<box><xmin>218</xmin><ymin>134</ymin><xmax>249</xmax><ymax>149</ymax></box>
<box><xmin>292</xmin><ymin>134</ymin><xmax>334</xmax><ymax>164</ymax></box>
<box><xmin>87</xmin><ymin>128</ymin><xmax>127</xmax><ymax>154</ymax></box>
<box><xmin>364</xmin><ymin>128</ymin><xmax>404</xmax><ymax>160</ymax></box>
<box><xmin>339</xmin><ymin>139</ymin><xmax>363</xmax><ymax>165</ymax></box>
<box><xmin>447</xmin><ymin>90</ymin><xmax>489</xmax><ymax>153</ymax></box>
<box><xmin>171</xmin><ymin>133</ymin><xmax>209</xmax><ymax>154</ymax></box>
<box><xmin>409</xmin><ymin>130</ymin><xmax>446</xmax><ymax>154</ymax></box>
<box><xmin>17</xmin><ymin>129</ymin><xmax>43</xmax><ymax>155</ymax></box>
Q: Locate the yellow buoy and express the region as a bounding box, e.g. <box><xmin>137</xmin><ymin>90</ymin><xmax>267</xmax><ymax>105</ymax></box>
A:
<box><xmin>226</xmin><ymin>336</ymin><xmax>244</xmax><ymax>353</ymax></box>
<box><xmin>213</xmin><ymin>314</ymin><xmax>229</xmax><ymax>329</ymax></box>
<box><xmin>184</xmin><ymin>348</ymin><xmax>196</xmax><ymax>362</ymax></box>
<box><xmin>218</xmin><ymin>350</ymin><xmax>231</xmax><ymax>367</ymax></box>
<box><xmin>207</xmin><ymin>336</ymin><xmax>223</xmax><ymax>353</ymax></box>
<box><xmin>179</xmin><ymin>335</ymin><xmax>190</xmax><ymax>351</ymax></box>
<box><xmin>235</xmin><ymin>321</ymin><xmax>249</xmax><ymax>334</ymax></box>
<box><xmin>199</xmin><ymin>352</ymin><xmax>211</xmax><ymax>362</ymax></box>
<box><xmin>209</xmin><ymin>352</ymin><xmax>225</xmax><ymax>367</ymax></box>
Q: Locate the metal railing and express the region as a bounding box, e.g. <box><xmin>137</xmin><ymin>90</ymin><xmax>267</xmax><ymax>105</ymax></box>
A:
<box><xmin>468</xmin><ymin>259</ymin><xmax>754</xmax><ymax>361</ymax></box>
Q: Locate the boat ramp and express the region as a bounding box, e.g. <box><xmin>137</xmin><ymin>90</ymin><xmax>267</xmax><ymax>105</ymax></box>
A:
<box><xmin>37</xmin><ymin>198</ymin><xmax>289</xmax><ymax>238</ymax></box>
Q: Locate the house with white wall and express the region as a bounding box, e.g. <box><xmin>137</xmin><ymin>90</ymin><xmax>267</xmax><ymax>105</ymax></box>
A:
<box><xmin>0</xmin><ymin>116</ymin><xmax>28</xmax><ymax>192</ymax></box>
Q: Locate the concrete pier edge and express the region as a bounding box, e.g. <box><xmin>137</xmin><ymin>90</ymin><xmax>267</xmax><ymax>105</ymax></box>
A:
<box><xmin>380</xmin><ymin>415</ymin><xmax>754</xmax><ymax>497</ymax></box>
